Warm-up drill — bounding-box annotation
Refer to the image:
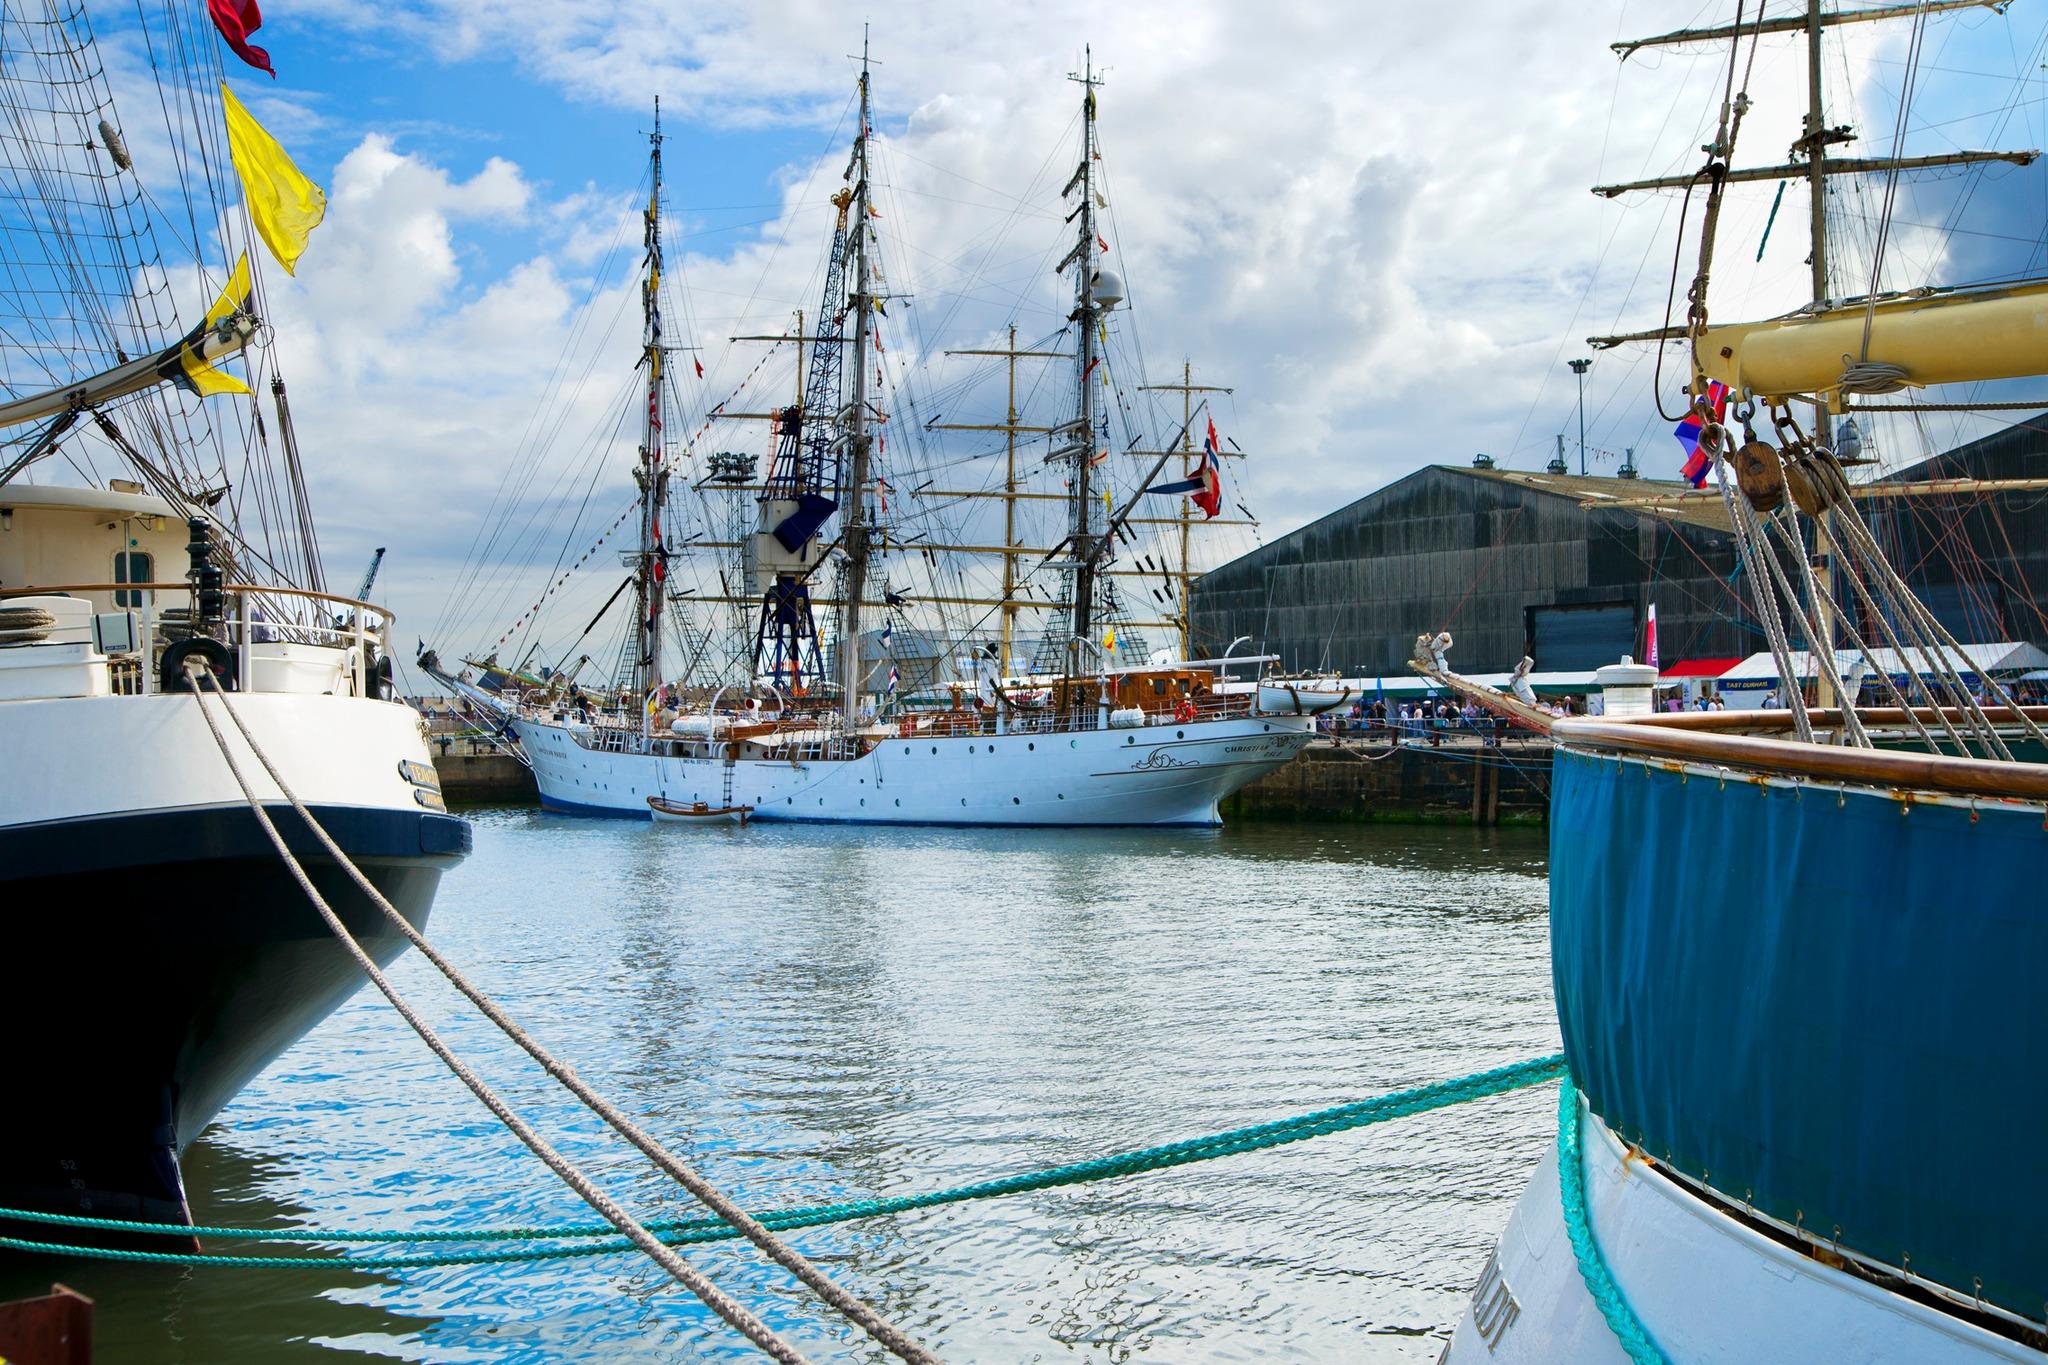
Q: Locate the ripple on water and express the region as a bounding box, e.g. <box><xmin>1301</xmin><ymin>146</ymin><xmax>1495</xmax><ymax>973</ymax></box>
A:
<box><xmin>11</xmin><ymin>816</ymin><xmax>1557</xmax><ymax>1363</ymax></box>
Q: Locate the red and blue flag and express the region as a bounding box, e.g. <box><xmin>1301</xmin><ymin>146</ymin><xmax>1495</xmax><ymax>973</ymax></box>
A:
<box><xmin>1673</xmin><ymin>381</ymin><xmax>1730</xmax><ymax>488</ymax></box>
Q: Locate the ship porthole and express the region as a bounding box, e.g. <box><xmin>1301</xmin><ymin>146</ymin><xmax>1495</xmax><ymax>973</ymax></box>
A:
<box><xmin>1028</xmin><ymin>742</ymin><xmax>1035</xmax><ymax>751</ymax></box>
<box><xmin>1012</xmin><ymin>797</ymin><xmax>1020</xmax><ymax>804</ymax></box>
<box><xmin>1176</xmin><ymin>730</ymin><xmax>1185</xmax><ymax>739</ymax></box>
<box><xmin>1125</xmin><ymin>736</ymin><xmax>1133</xmax><ymax>744</ymax></box>
<box><xmin>960</xmin><ymin>798</ymin><xmax>967</xmax><ymax>806</ymax></box>
<box><xmin>860</xmin><ymin>798</ymin><xmax>865</xmax><ymax>807</ymax></box>
<box><xmin>904</xmin><ymin>746</ymin><xmax>911</xmax><ymax>754</ymax></box>
<box><xmin>1057</xmin><ymin>793</ymin><xmax>1064</xmax><ymax>800</ymax></box>
<box><xmin>931</xmin><ymin>746</ymin><xmax>938</xmax><ymax>754</ymax></box>
<box><xmin>894</xmin><ymin>798</ymin><xmax>900</xmax><ymax>807</ymax></box>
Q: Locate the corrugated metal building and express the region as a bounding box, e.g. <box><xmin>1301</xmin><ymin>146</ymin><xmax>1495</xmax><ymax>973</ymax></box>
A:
<box><xmin>1188</xmin><ymin>416</ymin><xmax>2048</xmax><ymax>677</ymax></box>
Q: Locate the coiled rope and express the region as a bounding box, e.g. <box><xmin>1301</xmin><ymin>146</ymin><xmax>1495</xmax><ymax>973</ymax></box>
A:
<box><xmin>0</xmin><ymin>1054</ymin><xmax>1567</xmax><ymax>1269</ymax></box>
<box><xmin>1555</xmin><ymin>1081</ymin><xmax>1667</xmax><ymax>1364</ymax></box>
<box><xmin>180</xmin><ymin>667</ymin><xmax>825</xmax><ymax>1365</ymax></box>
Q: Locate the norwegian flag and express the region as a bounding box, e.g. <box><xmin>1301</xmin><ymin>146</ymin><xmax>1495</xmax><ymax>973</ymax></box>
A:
<box><xmin>1673</xmin><ymin>381</ymin><xmax>1730</xmax><ymax>488</ymax></box>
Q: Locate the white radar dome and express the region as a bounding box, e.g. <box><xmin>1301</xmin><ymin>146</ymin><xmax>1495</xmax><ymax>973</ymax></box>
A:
<box><xmin>1089</xmin><ymin>269</ymin><xmax>1125</xmax><ymax>309</ymax></box>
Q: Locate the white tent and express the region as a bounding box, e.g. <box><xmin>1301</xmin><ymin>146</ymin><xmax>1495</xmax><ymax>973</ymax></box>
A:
<box><xmin>1716</xmin><ymin>642</ymin><xmax>2048</xmax><ymax>709</ymax></box>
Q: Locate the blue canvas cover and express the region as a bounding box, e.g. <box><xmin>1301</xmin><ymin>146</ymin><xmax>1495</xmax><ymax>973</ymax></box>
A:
<box><xmin>1550</xmin><ymin>746</ymin><xmax>2048</xmax><ymax>1323</ymax></box>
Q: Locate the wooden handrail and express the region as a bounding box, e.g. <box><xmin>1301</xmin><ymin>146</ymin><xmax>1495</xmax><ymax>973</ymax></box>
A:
<box><xmin>1555</xmin><ymin>715</ymin><xmax>2048</xmax><ymax>802</ymax></box>
<box><xmin>0</xmin><ymin>581</ymin><xmax>392</xmax><ymax>624</ymax></box>
<box><xmin>1604</xmin><ymin>705</ymin><xmax>2048</xmax><ymax>733</ymax></box>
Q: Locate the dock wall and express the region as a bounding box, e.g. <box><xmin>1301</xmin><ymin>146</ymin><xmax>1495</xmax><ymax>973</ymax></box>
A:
<box><xmin>1222</xmin><ymin>740</ymin><xmax>1551</xmax><ymax>826</ymax></box>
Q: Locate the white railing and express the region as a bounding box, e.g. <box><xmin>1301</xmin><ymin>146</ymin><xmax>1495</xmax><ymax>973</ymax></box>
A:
<box><xmin>0</xmin><ymin>581</ymin><xmax>396</xmax><ymax>701</ymax></box>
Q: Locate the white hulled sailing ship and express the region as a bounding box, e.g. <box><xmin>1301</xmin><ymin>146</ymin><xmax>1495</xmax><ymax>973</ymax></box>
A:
<box><xmin>0</xmin><ymin>3</ymin><xmax>465</xmax><ymax>1242</ymax></box>
<box><xmin>426</xmin><ymin>52</ymin><xmax>1313</xmax><ymax>823</ymax></box>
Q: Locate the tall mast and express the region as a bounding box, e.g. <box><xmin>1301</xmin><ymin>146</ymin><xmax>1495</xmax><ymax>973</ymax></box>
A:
<box><xmin>937</xmin><ymin>327</ymin><xmax>1070</xmax><ymax>676</ymax></box>
<box><xmin>1802</xmin><ymin>0</ymin><xmax>1831</xmax><ymax>450</ymax></box>
<box><xmin>838</xmin><ymin>41</ymin><xmax>876</xmax><ymax>732</ymax></box>
<box><xmin>632</xmin><ymin>99</ymin><xmax>671</xmax><ymax>704</ymax></box>
<box><xmin>1140</xmin><ymin>361</ymin><xmax>1232</xmax><ymax>660</ymax></box>
<box><xmin>1066</xmin><ymin>50</ymin><xmax>1106</xmax><ymax>673</ymax></box>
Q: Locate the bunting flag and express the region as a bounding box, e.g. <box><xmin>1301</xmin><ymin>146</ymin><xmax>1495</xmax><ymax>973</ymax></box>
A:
<box><xmin>207</xmin><ymin>0</ymin><xmax>274</xmax><ymax>77</ymax></box>
<box><xmin>1644</xmin><ymin>603</ymin><xmax>1660</xmax><ymax>671</ymax></box>
<box><xmin>693</xmin><ymin>356</ymin><xmax>704</xmax><ymax>378</ymax></box>
<box><xmin>1096</xmin><ymin>233</ymin><xmax>1108</xmax><ymax>254</ymax></box>
<box><xmin>1673</xmin><ymin>379</ymin><xmax>1730</xmax><ymax>488</ymax></box>
<box><xmin>1103</xmin><ymin>627</ymin><xmax>1116</xmax><ymax>651</ymax></box>
<box><xmin>221</xmin><ymin>83</ymin><xmax>326</xmax><ymax>274</ymax></box>
<box><xmin>1082</xmin><ymin>356</ymin><xmax>1101</xmax><ymax>382</ymax></box>
<box><xmin>161</xmin><ymin>254</ymin><xmax>254</xmax><ymax>397</ymax></box>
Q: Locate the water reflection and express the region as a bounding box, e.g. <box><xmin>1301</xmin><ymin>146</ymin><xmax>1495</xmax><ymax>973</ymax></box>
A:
<box><xmin>21</xmin><ymin>813</ymin><xmax>1555</xmax><ymax>1362</ymax></box>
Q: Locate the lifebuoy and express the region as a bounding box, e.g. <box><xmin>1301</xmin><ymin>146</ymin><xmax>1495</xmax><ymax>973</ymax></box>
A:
<box><xmin>897</xmin><ymin>715</ymin><xmax>915</xmax><ymax>738</ymax></box>
<box><xmin>1173</xmin><ymin>698</ymin><xmax>1197</xmax><ymax>723</ymax></box>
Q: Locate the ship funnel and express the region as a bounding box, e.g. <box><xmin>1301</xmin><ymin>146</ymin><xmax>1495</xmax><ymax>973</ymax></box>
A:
<box><xmin>1089</xmin><ymin>269</ymin><xmax>1125</xmax><ymax>310</ymax></box>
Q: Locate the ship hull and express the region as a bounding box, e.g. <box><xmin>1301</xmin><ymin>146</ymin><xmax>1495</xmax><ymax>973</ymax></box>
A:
<box><xmin>1447</xmin><ymin>739</ymin><xmax>2048</xmax><ymax>1357</ymax></box>
<box><xmin>0</xmin><ymin>694</ymin><xmax>470</xmax><ymax>1241</ymax></box>
<box><xmin>513</xmin><ymin>712</ymin><xmax>1316</xmax><ymax>825</ymax></box>
<box><xmin>1443</xmin><ymin>1097</ymin><xmax>2042</xmax><ymax>1363</ymax></box>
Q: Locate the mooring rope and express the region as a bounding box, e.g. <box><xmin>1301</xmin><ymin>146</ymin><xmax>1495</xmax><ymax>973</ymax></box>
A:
<box><xmin>0</xmin><ymin>1054</ymin><xmax>1567</xmax><ymax>1270</ymax></box>
<box><xmin>179</xmin><ymin>667</ymin><xmax>816</xmax><ymax>1365</ymax></box>
<box><xmin>186</xmin><ymin>668</ymin><xmax>941</xmax><ymax>1365</ymax></box>
<box><xmin>1555</xmin><ymin>1082</ymin><xmax>1667</xmax><ymax>1365</ymax></box>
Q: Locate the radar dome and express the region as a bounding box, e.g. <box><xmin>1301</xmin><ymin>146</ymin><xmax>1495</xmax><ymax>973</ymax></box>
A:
<box><xmin>1089</xmin><ymin>269</ymin><xmax>1125</xmax><ymax>309</ymax></box>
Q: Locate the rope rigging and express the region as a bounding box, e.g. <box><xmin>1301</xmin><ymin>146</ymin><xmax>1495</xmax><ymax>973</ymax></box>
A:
<box><xmin>179</xmin><ymin>662</ymin><xmax>941</xmax><ymax>1365</ymax></box>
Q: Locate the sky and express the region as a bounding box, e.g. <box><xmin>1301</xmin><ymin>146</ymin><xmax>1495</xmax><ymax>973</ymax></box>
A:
<box><xmin>50</xmin><ymin>1</ymin><xmax>2048</xmax><ymax>669</ymax></box>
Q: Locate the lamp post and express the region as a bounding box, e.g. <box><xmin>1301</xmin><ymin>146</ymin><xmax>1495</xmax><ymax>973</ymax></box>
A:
<box><xmin>1568</xmin><ymin>357</ymin><xmax>1592</xmax><ymax>475</ymax></box>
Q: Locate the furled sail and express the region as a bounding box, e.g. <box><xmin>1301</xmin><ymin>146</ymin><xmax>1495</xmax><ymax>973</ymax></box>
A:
<box><xmin>1696</xmin><ymin>279</ymin><xmax>2048</xmax><ymax>403</ymax></box>
<box><xmin>0</xmin><ymin>255</ymin><xmax>258</xmax><ymax>431</ymax></box>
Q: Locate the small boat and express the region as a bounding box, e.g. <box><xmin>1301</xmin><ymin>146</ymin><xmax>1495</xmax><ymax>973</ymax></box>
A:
<box><xmin>647</xmin><ymin>795</ymin><xmax>753</xmax><ymax>825</ymax></box>
<box><xmin>1256</xmin><ymin>677</ymin><xmax>1353</xmax><ymax>715</ymax></box>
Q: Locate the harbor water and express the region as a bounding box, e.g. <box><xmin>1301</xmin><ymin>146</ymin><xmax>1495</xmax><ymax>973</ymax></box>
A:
<box><xmin>5</xmin><ymin>813</ymin><xmax>1558</xmax><ymax>1362</ymax></box>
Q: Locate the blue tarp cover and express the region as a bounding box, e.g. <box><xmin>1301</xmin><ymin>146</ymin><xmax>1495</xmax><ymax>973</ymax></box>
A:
<box><xmin>1551</xmin><ymin>747</ymin><xmax>2048</xmax><ymax>1323</ymax></box>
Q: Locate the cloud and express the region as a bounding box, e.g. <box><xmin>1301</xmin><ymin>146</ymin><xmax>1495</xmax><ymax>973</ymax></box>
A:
<box><xmin>130</xmin><ymin>2</ymin><xmax>2044</xmax><ymax>665</ymax></box>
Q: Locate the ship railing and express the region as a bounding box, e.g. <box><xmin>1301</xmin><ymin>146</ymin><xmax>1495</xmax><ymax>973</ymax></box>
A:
<box><xmin>0</xmin><ymin>581</ymin><xmax>395</xmax><ymax>701</ymax></box>
<box><xmin>1556</xmin><ymin>706</ymin><xmax>2048</xmax><ymax>804</ymax></box>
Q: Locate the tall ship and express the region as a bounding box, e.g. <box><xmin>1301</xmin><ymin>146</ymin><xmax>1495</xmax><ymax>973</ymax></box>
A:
<box><xmin>424</xmin><ymin>53</ymin><xmax>1314</xmax><ymax>824</ymax></box>
<box><xmin>0</xmin><ymin>2</ymin><xmax>467</xmax><ymax>1241</ymax></box>
<box><xmin>1442</xmin><ymin>3</ymin><xmax>2048</xmax><ymax>1360</ymax></box>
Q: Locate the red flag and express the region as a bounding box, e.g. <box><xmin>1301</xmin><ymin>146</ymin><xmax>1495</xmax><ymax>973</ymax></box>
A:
<box><xmin>1192</xmin><ymin>460</ymin><xmax>1222</xmax><ymax>520</ymax></box>
<box><xmin>693</xmin><ymin>356</ymin><xmax>704</xmax><ymax>378</ymax></box>
<box><xmin>1096</xmin><ymin>233</ymin><xmax>1108</xmax><ymax>254</ymax></box>
<box><xmin>208</xmin><ymin>0</ymin><xmax>275</xmax><ymax>77</ymax></box>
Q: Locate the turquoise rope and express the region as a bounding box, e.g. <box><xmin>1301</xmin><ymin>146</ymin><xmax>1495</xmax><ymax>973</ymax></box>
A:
<box><xmin>0</xmin><ymin>1053</ymin><xmax>1565</xmax><ymax>1270</ymax></box>
<box><xmin>1555</xmin><ymin>1080</ymin><xmax>1668</xmax><ymax>1365</ymax></box>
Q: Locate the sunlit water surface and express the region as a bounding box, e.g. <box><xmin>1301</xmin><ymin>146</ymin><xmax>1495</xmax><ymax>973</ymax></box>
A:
<box><xmin>7</xmin><ymin>812</ymin><xmax>1558</xmax><ymax>1362</ymax></box>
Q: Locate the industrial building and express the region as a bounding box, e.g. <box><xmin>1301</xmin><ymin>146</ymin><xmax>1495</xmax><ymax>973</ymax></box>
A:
<box><xmin>1188</xmin><ymin>414</ymin><xmax>2048</xmax><ymax>678</ymax></box>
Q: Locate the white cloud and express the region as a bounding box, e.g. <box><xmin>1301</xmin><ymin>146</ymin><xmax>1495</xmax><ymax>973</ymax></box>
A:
<box><xmin>201</xmin><ymin>1</ymin><xmax>2041</xmax><ymax>665</ymax></box>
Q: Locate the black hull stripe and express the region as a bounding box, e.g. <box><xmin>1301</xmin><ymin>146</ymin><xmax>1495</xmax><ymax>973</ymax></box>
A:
<box><xmin>0</xmin><ymin>803</ymin><xmax>472</xmax><ymax>880</ymax></box>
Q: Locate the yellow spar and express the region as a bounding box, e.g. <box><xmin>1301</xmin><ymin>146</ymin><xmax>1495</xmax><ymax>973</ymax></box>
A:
<box><xmin>1695</xmin><ymin>279</ymin><xmax>2048</xmax><ymax>406</ymax></box>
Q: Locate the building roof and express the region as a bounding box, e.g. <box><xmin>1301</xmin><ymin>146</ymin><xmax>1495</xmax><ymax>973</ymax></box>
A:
<box><xmin>1455</xmin><ymin>466</ymin><xmax>1736</xmax><ymax>532</ymax></box>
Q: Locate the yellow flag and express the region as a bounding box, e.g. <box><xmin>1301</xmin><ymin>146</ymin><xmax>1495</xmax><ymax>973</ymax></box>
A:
<box><xmin>221</xmin><ymin>83</ymin><xmax>326</xmax><ymax>275</ymax></box>
<box><xmin>1103</xmin><ymin>628</ymin><xmax>1116</xmax><ymax>651</ymax></box>
<box><xmin>176</xmin><ymin>253</ymin><xmax>254</xmax><ymax>396</ymax></box>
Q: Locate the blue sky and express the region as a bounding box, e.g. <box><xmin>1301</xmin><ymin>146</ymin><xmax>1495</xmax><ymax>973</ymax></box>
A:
<box><xmin>55</xmin><ymin>1</ymin><xmax>2048</xmax><ymax>667</ymax></box>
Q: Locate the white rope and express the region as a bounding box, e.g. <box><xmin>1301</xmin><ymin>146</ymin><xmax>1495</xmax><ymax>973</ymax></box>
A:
<box><xmin>181</xmin><ymin>665</ymin><xmax>814</xmax><ymax>1365</ymax></box>
<box><xmin>1708</xmin><ymin>429</ymin><xmax>1813</xmax><ymax>740</ymax></box>
<box><xmin>187</xmin><ymin>666</ymin><xmax>944</xmax><ymax>1365</ymax></box>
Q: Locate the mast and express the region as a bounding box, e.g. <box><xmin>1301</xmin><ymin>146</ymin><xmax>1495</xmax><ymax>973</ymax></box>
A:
<box><xmin>631</xmin><ymin>100</ymin><xmax>671</xmax><ymax>705</ymax></box>
<box><xmin>1139</xmin><ymin>363</ymin><xmax>1232</xmax><ymax>660</ymax></box>
<box><xmin>838</xmin><ymin>43</ymin><xmax>876</xmax><ymax>732</ymax></box>
<box><xmin>1064</xmin><ymin>50</ymin><xmax>1107</xmax><ymax>674</ymax></box>
<box><xmin>936</xmin><ymin>327</ymin><xmax>1070</xmax><ymax>676</ymax></box>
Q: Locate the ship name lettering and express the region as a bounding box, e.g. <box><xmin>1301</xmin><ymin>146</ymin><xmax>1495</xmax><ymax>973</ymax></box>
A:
<box><xmin>1469</xmin><ymin>1247</ymin><xmax>1520</xmax><ymax>1351</ymax></box>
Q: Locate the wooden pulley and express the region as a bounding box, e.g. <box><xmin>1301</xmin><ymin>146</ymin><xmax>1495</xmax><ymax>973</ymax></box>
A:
<box><xmin>1732</xmin><ymin>439</ymin><xmax>1821</xmax><ymax>516</ymax></box>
